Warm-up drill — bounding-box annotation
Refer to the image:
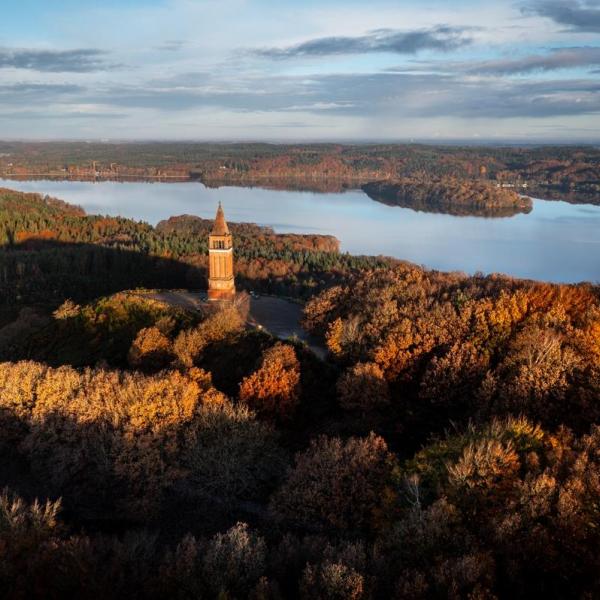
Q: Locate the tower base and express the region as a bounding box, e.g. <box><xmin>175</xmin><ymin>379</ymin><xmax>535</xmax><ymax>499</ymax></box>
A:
<box><xmin>207</xmin><ymin>287</ymin><xmax>236</xmax><ymax>302</ymax></box>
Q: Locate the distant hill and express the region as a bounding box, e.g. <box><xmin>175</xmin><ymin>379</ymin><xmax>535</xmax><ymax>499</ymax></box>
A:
<box><xmin>0</xmin><ymin>141</ymin><xmax>598</xmax><ymax>203</ymax></box>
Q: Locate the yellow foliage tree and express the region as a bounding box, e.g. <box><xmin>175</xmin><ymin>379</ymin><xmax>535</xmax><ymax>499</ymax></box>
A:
<box><xmin>127</xmin><ymin>326</ymin><xmax>174</xmax><ymax>371</ymax></box>
<box><xmin>174</xmin><ymin>306</ymin><xmax>243</xmax><ymax>368</ymax></box>
<box><xmin>0</xmin><ymin>361</ymin><xmax>222</xmax><ymax>519</ymax></box>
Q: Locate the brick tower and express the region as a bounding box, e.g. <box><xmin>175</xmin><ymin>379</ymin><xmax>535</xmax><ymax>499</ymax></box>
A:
<box><xmin>208</xmin><ymin>202</ymin><xmax>236</xmax><ymax>301</ymax></box>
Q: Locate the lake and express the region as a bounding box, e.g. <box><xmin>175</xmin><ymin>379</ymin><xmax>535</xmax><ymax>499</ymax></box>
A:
<box><xmin>2</xmin><ymin>179</ymin><xmax>600</xmax><ymax>284</ymax></box>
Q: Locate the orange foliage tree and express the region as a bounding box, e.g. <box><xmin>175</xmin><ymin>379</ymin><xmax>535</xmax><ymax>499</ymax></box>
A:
<box><xmin>239</xmin><ymin>343</ymin><xmax>301</xmax><ymax>420</ymax></box>
<box><xmin>304</xmin><ymin>264</ymin><xmax>600</xmax><ymax>430</ymax></box>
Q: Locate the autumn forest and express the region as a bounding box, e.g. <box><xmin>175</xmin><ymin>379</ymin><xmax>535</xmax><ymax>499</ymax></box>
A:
<box><xmin>5</xmin><ymin>0</ymin><xmax>600</xmax><ymax>585</ymax></box>
<box><xmin>0</xmin><ymin>178</ymin><xmax>599</xmax><ymax>599</ymax></box>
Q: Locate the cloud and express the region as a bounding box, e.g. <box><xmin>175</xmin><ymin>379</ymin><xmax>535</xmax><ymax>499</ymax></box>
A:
<box><xmin>252</xmin><ymin>26</ymin><xmax>472</xmax><ymax>58</ymax></box>
<box><xmin>0</xmin><ymin>83</ymin><xmax>84</xmax><ymax>104</ymax></box>
<box><xmin>0</xmin><ymin>48</ymin><xmax>117</xmax><ymax>72</ymax></box>
<box><xmin>298</xmin><ymin>73</ymin><xmax>600</xmax><ymax>119</ymax></box>
<box><xmin>79</xmin><ymin>70</ymin><xmax>600</xmax><ymax>121</ymax></box>
<box><xmin>0</xmin><ymin>83</ymin><xmax>83</xmax><ymax>94</ymax></box>
<box><xmin>465</xmin><ymin>46</ymin><xmax>600</xmax><ymax>74</ymax></box>
<box><xmin>155</xmin><ymin>40</ymin><xmax>186</xmax><ymax>52</ymax></box>
<box><xmin>0</xmin><ymin>110</ymin><xmax>127</xmax><ymax>120</ymax></box>
<box><xmin>1</xmin><ymin>70</ymin><xmax>599</xmax><ymax>140</ymax></box>
<box><xmin>523</xmin><ymin>1</ymin><xmax>600</xmax><ymax>33</ymax></box>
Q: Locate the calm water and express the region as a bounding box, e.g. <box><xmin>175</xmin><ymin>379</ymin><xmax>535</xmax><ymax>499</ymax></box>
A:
<box><xmin>3</xmin><ymin>179</ymin><xmax>600</xmax><ymax>284</ymax></box>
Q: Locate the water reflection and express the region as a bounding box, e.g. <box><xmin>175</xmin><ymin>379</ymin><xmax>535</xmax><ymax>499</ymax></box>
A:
<box><xmin>2</xmin><ymin>179</ymin><xmax>599</xmax><ymax>284</ymax></box>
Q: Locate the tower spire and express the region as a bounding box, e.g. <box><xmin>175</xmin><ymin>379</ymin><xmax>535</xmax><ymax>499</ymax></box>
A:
<box><xmin>212</xmin><ymin>201</ymin><xmax>229</xmax><ymax>235</ymax></box>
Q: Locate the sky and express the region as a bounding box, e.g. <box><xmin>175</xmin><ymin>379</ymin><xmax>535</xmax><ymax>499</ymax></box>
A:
<box><xmin>1</xmin><ymin>0</ymin><xmax>600</xmax><ymax>142</ymax></box>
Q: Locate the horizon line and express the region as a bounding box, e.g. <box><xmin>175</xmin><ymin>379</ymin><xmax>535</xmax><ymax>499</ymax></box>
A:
<box><xmin>0</xmin><ymin>138</ymin><xmax>599</xmax><ymax>147</ymax></box>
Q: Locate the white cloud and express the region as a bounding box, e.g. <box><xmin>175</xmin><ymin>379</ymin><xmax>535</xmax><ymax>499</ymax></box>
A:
<box><xmin>0</xmin><ymin>0</ymin><xmax>598</xmax><ymax>140</ymax></box>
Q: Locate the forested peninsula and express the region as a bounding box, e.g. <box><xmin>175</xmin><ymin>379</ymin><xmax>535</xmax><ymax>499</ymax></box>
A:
<box><xmin>362</xmin><ymin>177</ymin><xmax>532</xmax><ymax>217</ymax></box>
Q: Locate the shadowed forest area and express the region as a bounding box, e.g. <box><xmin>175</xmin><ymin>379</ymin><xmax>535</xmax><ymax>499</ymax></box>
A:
<box><xmin>0</xmin><ymin>188</ymin><xmax>390</xmax><ymax>317</ymax></box>
<box><xmin>1</xmin><ymin>186</ymin><xmax>600</xmax><ymax>598</ymax></box>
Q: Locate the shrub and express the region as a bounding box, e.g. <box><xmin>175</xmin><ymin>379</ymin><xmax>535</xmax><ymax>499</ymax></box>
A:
<box><xmin>173</xmin><ymin>306</ymin><xmax>244</xmax><ymax>368</ymax></box>
<box><xmin>239</xmin><ymin>343</ymin><xmax>301</xmax><ymax>420</ymax></box>
<box><xmin>202</xmin><ymin>522</ymin><xmax>267</xmax><ymax>598</ymax></box>
<box><xmin>418</xmin><ymin>341</ymin><xmax>489</xmax><ymax>408</ymax></box>
<box><xmin>300</xmin><ymin>562</ymin><xmax>364</xmax><ymax>600</ymax></box>
<box><xmin>127</xmin><ymin>326</ymin><xmax>174</xmax><ymax>371</ymax></box>
<box><xmin>0</xmin><ymin>489</ymin><xmax>62</xmax><ymax>595</ymax></box>
<box><xmin>490</xmin><ymin>324</ymin><xmax>581</xmax><ymax>422</ymax></box>
<box><xmin>271</xmin><ymin>433</ymin><xmax>396</xmax><ymax>532</ymax></box>
<box><xmin>337</xmin><ymin>362</ymin><xmax>389</xmax><ymax>411</ymax></box>
<box><xmin>181</xmin><ymin>399</ymin><xmax>285</xmax><ymax>505</ymax></box>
